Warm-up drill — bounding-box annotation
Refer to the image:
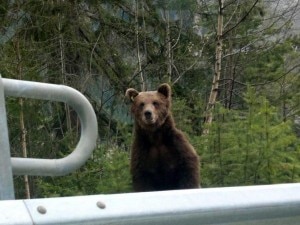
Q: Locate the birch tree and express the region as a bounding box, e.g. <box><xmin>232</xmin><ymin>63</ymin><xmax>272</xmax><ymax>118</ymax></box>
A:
<box><xmin>205</xmin><ymin>0</ymin><xmax>224</xmax><ymax>126</ymax></box>
<box><xmin>203</xmin><ymin>0</ymin><xmax>298</xmax><ymax>126</ymax></box>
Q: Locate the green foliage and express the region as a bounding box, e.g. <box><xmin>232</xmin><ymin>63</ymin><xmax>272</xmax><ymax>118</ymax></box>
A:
<box><xmin>197</xmin><ymin>87</ymin><xmax>300</xmax><ymax>187</ymax></box>
<box><xmin>172</xmin><ymin>96</ymin><xmax>204</xmax><ymax>135</ymax></box>
<box><xmin>96</xmin><ymin>145</ymin><xmax>132</xmax><ymax>194</ymax></box>
<box><xmin>37</xmin><ymin>143</ymin><xmax>132</xmax><ymax>197</ymax></box>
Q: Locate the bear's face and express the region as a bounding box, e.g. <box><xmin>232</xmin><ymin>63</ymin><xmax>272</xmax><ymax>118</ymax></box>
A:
<box><xmin>126</xmin><ymin>84</ymin><xmax>171</xmax><ymax>130</ymax></box>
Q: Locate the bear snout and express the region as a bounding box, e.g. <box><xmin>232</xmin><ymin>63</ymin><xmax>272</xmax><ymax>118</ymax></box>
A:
<box><xmin>142</xmin><ymin>109</ymin><xmax>157</xmax><ymax>124</ymax></box>
<box><xmin>144</xmin><ymin>110</ymin><xmax>152</xmax><ymax>120</ymax></box>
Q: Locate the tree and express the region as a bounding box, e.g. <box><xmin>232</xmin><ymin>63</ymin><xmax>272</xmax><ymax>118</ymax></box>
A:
<box><xmin>198</xmin><ymin>87</ymin><xmax>300</xmax><ymax>187</ymax></box>
<box><xmin>204</xmin><ymin>0</ymin><xmax>224</xmax><ymax>126</ymax></box>
<box><xmin>201</xmin><ymin>0</ymin><xmax>299</xmax><ymax>126</ymax></box>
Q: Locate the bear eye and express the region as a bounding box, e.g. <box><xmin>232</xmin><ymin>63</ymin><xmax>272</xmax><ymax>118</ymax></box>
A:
<box><xmin>139</xmin><ymin>102</ymin><xmax>145</xmax><ymax>108</ymax></box>
<box><xmin>153</xmin><ymin>101</ymin><xmax>159</xmax><ymax>107</ymax></box>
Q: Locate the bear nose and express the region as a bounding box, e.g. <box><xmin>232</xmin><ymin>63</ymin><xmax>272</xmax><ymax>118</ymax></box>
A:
<box><xmin>144</xmin><ymin>110</ymin><xmax>152</xmax><ymax>119</ymax></box>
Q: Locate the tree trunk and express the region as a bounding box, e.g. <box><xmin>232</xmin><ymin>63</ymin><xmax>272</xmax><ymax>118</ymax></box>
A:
<box><xmin>15</xmin><ymin>36</ymin><xmax>31</xmax><ymax>199</ymax></box>
<box><xmin>224</xmin><ymin>33</ymin><xmax>235</xmax><ymax>109</ymax></box>
<box><xmin>166</xmin><ymin>10</ymin><xmax>172</xmax><ymax>83</ymax></box>
<box><xmin>19</xmin><ymin>98</ymin><xmax>31</xmax><ymax>199</ymax></box>
<box><xmin>204</xmin><ymin>0</ymin><xmax>224</xmax><ymax>127</ymax></box>
<box><xmin>135</xmin><ymin>0</ymin><xmax>145</xmax><ymax>91</ymax></box>
<box><xmin>58</xmin><ymin>12</ymin><xmax>72</xmax><ymax>133</ymax></box>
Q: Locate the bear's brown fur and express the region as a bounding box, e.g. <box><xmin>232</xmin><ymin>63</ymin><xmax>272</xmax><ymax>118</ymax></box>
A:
<box><xmin>125</xmin><ymin>83</ymin><xmax>200</xmax><ymax>191</ymax></box>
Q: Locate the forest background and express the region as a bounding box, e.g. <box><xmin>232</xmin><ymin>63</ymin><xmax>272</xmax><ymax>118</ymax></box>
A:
<box><xmin>0</xmin><ymin>0</ymin><xmax>299</xmax><ymax>199</ymax></box>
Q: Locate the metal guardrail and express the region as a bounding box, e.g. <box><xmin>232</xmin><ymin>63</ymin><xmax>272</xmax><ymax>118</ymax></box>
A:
<box><xmin>0</xmin><ymin>183</ymin><xmax>300</xmax><ymax>225</ymax></box>
<box><xmin>0</xmin><ymin>77</ymin><xmax>98</xmax><ymax>200</ymax></box>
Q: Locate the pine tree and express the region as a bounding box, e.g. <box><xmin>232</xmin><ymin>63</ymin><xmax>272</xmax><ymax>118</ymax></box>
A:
<box><xmin>198</xmin><ymin>86</ymin><xmax>300</xmax><ymax>187</ymax></box>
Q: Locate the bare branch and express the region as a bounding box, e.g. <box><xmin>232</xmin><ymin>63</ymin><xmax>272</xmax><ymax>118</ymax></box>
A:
<box><xmin>222</xmin><ymin>0</ymin><xmax>259</xmax><ymax>38</ymax></box>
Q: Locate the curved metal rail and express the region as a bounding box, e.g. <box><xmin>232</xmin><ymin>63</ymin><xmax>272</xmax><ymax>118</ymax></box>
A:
<box><xmin>3</xmin><ymin>78</ymin><xmax>98</xmax><ymax>176</ymax></box>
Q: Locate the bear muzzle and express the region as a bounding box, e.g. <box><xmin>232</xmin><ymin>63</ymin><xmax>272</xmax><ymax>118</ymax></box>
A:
<box><xmin>144</xmin><ymin>110</ymin><xmax>152</xmax><ymax>120</ymax></box>
<box><xmin>142</xmin><ymin>110</ymin><xmax>157</xmax><ymax>124</ymax></box>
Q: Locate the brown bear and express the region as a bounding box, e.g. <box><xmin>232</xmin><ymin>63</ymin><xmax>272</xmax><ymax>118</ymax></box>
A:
<box><xmin>125</xmin><ymin>83</ymin><xmax>200</xmax><ymax>192</ymax></box>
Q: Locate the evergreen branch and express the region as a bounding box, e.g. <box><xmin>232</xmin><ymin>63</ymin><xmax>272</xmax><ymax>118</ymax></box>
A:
<box><xmin>251</xmin><ymin>64</ymin><xmax>300</xmax><ymax>87</ymax></box>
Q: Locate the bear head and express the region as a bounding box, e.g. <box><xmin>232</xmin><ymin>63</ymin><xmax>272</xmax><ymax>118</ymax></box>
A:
<box><xmin>125</xmin><ymin>83</ymin><xmax>171</xmax><ymax>130</ymax></box>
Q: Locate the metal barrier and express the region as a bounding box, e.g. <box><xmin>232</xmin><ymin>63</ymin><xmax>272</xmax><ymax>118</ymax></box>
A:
<box><xmin>0</xmin><ymin>77</ymin><xmax>14</xmax><ymax>200</ymax></box>
<box><xmin>0</xmin><ymin>183</ymin><xmax>300</xmax><ymax>225</ymax></box>
<box><xmin>0</xmin><ymin>77</ymin><xmax>98</xmax><ymax>200</ymax></box>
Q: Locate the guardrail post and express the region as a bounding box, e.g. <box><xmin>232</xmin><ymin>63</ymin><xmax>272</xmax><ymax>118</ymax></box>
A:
<box><xmin>2</xmin><ymin>78</ymin><xmax>98</xmax><ymax>176</ymax></box>
<box><xmin>0</xmin><ymin>76</ymin><xmax>15</xmax><ymax>200</ymax></box>
<box><xmin>0</xmin><ymin>77</ymin><xmax>98</xmax><ymax>200</ymax></box>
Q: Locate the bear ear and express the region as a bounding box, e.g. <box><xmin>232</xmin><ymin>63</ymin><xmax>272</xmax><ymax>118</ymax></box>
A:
<box><xmin>157</xmin><ymin>83</ymin><xmax>171</xmax><ymax>99</ymax></box>
<box><xmin>125</xmin><ymin>88</ymin><xmax>139</xmax><ymax>102</ymax></box>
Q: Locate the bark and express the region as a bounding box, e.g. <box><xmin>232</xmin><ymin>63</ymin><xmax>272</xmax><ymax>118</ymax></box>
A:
<box><xmin>135</xmin><ymin>0</ymin><xmax>145</xmax><ymax>91</ymax></box>
<box><xmin>58</xmin><ymin>12</ymin><xmax>72</xmax><ymax>133</ymax></box>
<box><xmin>165</xmin><ymin>9</ymin><xmax>172</xmax><ymax>83</ymax></box>
<box><xmin>15</xmin><ymin>36</ymin><xmax>31</xmax><ymax>199</ymax></box>
<box><xmin>19</xmin><ymin>98</ymin><xmax>31</xmax><ymax>199</ymax></box>
<box><xmin>204</xmin><ymin>0</ymin><xmax>224</xmax><ymax>127</ymax></box>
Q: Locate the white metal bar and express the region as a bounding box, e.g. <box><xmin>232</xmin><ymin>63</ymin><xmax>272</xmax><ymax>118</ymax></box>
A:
<box><xmin>0</xmin><ymin>183</ymin><xmax>299</xmax><ymax>225</ymax></box>
<box><xmin>0</xmin><ymin>200</ymin><xmax>32</xmax><ymax>225</ymax></box>
<box><xmin>0</xmin><ymin>76</ymin><xmax>15</xmax><ymax>200</ymax></box>
<box><xmin>2</xmin><ymin>78</ymin><xmax>98</xmax><ymax>176</ymax></box>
